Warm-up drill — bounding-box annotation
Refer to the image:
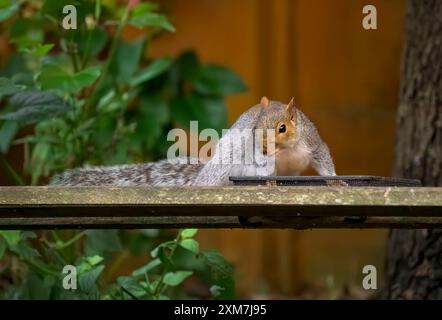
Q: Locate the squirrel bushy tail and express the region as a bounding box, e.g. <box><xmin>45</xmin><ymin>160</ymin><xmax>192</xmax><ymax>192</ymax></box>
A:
<box><xmin>49</xmin><ymin>157</ymin><xmax>203</xmax><ymax>186</ymax></box>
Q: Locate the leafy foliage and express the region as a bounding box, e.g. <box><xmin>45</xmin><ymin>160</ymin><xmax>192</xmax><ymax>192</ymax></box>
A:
<box><xmin>1</xmin><ymin>91</ymin><xmax>73</xmax><ymax>125</ymax></box>
<box><xmin>0</xmin><ymin>228</ymin><xmax>236</xmax><ymax>300</ymax></box>
<box><xmin>0</xmin><ymin>0</ymin><xmax>247</xmax><ymax>177</ymax></box>
<box><xmin>0</xmin><ymin>0</ymin><xmax>244</xmax><ymax>300</ymax></box>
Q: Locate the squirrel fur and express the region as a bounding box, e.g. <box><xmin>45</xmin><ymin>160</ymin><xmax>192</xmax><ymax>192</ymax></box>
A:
<box><xmin>50</xmin><ymin>97</ymin><xmax>336</xmax><ymax>186</ymax></box>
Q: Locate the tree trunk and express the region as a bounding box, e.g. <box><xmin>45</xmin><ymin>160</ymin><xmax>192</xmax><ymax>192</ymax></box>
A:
<box><xmin>383</xmin><ymin>0</ymin><xmax>442</xmax><ymax>299</ymax></box>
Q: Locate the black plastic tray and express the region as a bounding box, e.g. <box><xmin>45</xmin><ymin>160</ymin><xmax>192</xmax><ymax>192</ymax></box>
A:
<box><xmin>229</xmin><ymin>175</ymin><xmax>422</xmax><ymax>187</ymax></box>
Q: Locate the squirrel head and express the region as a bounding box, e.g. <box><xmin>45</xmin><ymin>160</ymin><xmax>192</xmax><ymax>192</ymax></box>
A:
<box><xmin>256</xmin><ymin>97</ymin><xmax>297</xmax><ymax>155</ymax></box>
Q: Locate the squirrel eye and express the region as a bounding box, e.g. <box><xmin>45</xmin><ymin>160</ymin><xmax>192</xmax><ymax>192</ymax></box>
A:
<box><xmin>278</xmin><ymin>124</ymin><xmax>286</xmax><ymax>134</ymax></box>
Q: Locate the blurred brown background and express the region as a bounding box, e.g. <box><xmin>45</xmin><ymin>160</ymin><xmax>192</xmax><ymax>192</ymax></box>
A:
<box><xmin>151</xmin><ymin>0</ymin><xmax>405</xmax><ymax>297</ymax></box>
<box><xmin>0</xmin><ymin>0</ymin><xmax>406</xmax><ymax>297</ymax></box>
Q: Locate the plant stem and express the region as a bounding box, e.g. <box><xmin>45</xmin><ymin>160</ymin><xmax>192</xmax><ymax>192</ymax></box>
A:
<box><xmin>81</xmin><ymin>32</ymin><xmax>93</xmax><ymax>69</ymax></box>
<box><xmin>81</xmin><ymin>0</ymin><xmax>102</xmax><ymax>69</ymax></box>
<box><xmin>57</xmin><ymin>231</ymin><xmax>86</xmax><ymax>250</ymax></box>
<box><xmin>68</xmin><ymin>41</ymin><xmax>80</xmax><ymax>73</ymax></box>
<box><xmin>84</xmin><ymin>5</ymin><xmax>130</xmax><ymax>115</ymax></box>
<box><xmin>0</xmin><ymin>155</ymin><xmax>25</xmax><ymax>186</ymax></box>
<box><xmin>121</xmin><ymin>286</ymin><xmax>138</xmax><ymax>300</ymax></box>
<box><xmin>41</xmin><ymin>239</ymin><xmax>68</xmax><ymax>266</ymax></box>
<box><xmin>50</xmin><ymin>230</ymin><xmax>62</xmax><ymax>243</ymax></box>
<box><xmin>153</xmin><ymin>231</ymin><xmax>182</xmax><ymax>298</ymax></box>
<box><xmin>25</xmin><ymin>259</ymin><xmax>60</xmax><ymax>278</ymax></box>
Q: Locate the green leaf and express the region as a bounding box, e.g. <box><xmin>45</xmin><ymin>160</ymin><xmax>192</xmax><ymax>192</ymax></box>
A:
<box><xmin>132</xmin><ymin>258</ymin><xmax>161</xmax><ymax>277</ymax></box>
<box><xmin>157</xmin><ymin>246</ymin><xmax>175</xmax><ymax>270</ymax></box>
<box><xmin>77</xmin><ymin>255</ymin><xmax>104</xmax><ymax>274</ymax></box>
<box><xmin>130</xmin><ymin>57</ymin><xmax>173</xmax><ymax>86</ymax></box>
<box><xmin>73</xmin><ymin>66</ymin><xmax>101</xmax><ymax>89</ymax></box>
<box><xmin>0</xmin><ymin>237</ymin><xmax>6</xmax><ymax>259</ymax></box>
<box><xmin>79</xmin><ymin>265</ymin><xmax>104</xmax><ymax>294</ymax></box>
<box><xmin>75</xmin><ymin>27</ymin><xmax>108</xmax><ymax>57</ymax></box>
<box><xmin>0</xmin><ymin>120</ymin><xmax>18</xmax><ymax>154</ymax></box>
<box><xmin>10</xmin><ymin>242</ymin><xmax>40</xmax><ymax>260</ymax></box>
<box><xmin>23</xmin><ymin>273</ymin><xmax>52</xmax><ymax>300</ymax></box>
<box><xmin>86</xmin><ymin>255</ymin><xmax>104</xmax><ymax>266</ymax></box>
<box><xmin>179</xmin><ymin>239</ymin><xmax>199</xmax><ymax>254</ymax></box>
<box><xmin>131</xmin><ymin>94</ymin><xmax>170</xmax><ymax>151</ymax></box>
<box><xmin>0</xmin><ymin>77</ymin><xmax>25</xmax><ymax>97</ymax></box>
<box><xmin>38</xmin><ymin>64</ymin><xmax>101</xmax><ymax>93</ymax></box>
<box><xmin>0</xmin><ymin>0</ymin><xmax>18</xmax><ymax>22</ymax></box>
<box><xmin>85</xmin><ymin>230</ymin><xmax>122</xmax><ymax>256</ymax></box>
<box><xmin>181</xmin><ymin>229</ymin><xmax>198</xmax><ymax>239</ymax></box>
<box><xmin>191</xmin><ymin>64</ymin><xmax>247</xmax><ymax>96</ymax></box>
<box><xmin>0</xmin><ymin>230</ymin><xmax>21</xmax><ymax>246</ymax></box>
<box><xmin>171</xmin><ymin>94</ymin><xmax>227</xmax><ymax>132</ymax></box>
<box><xmin>0</xmin><ymin>91</ymin><xmax>72</xmax><ymax>125</ymax></box>
<box><xmin>0</xmin><ymin>54</ymin><xmax>29</xmax><ymax>81</ymax></box>
<box><xmin>150</xmin><ymin>240</ymin><xmax>175</xmax><ymax>258</ymax></box>
<box><xmin>22</xmin><ymin>231</ymin><xmax>37</xmax><ymax>240</ymax></box>
<box><xmin>30</xmin><ymin>141</ymin><xmax>50</xmax><ymax>185</ymax></box>
<box><xmin>201</xmin><ymin>250</ymin><xmax>235</xmax><ymax>299</ymax></box>
<box><xmin>33</xmin><ymin>43</ymin><xmax>54</xmax><ymax>57</ymax></box>
<box><xmin>23</xmin><ymin>43</ymin><xmax>54</xmax><ymax>57</ymax></box>
<box><xmin>176</xmin><ymin>50</ymin><xmax>199</xmax><ymax>81</ymax></box>
<box><xmin>130</xmin><ymin>4</ymin><xmax>175</xmax><ymax>32</ymax></box>
<box><xmin>131</xmin><ymin>2</ymin><xmax>158</xmax><ymax>14</ymax></box>
<box><xmin>7</xmin><ymin>230</ymin><xmax>40</xmax><ymax>260</ymax></box>
<box><xmin>162</xmin><ymin>270</ymin><xmax>193</xmax><ymax>287</ymax></box>
<box><xmin>10</xmin><ymin>18</ymin><xmax>44</xmax><ymax>50</ymax></box>
<box><xmin>117</xmin><ymin>276</ymin><xmax>148</xmax><ymax>299</ymax></box>
<box><xmin>110</xmin><ymin>37</ymin><xmax>145</xmax><ymax>83</ymax></box>
<box><xmin>0</xmin><ymin>0</ymin><xmax>11</xmax><ymax>8</ymax></box>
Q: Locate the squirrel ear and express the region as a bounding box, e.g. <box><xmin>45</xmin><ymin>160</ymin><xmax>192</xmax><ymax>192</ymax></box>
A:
<box><xmin>286</xmin><ymin>97</ymin><xmax>295</xmax><ymax>115</ymax></box>
<box><xmin>260</xmin><ymin>96</ymin><xmax>270</xmax><ymax>108</ymax></box>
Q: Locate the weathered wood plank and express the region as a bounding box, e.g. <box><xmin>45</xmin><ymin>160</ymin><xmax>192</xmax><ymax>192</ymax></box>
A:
<box><xmin>0</xmin><ymin>186</ymin><xmax>441</xmax><ymax>229</ymax></box>
<box><xmin>1</xmin><ymin>186</ymin><xmax>441</xmax><ymax>207</ymax></box>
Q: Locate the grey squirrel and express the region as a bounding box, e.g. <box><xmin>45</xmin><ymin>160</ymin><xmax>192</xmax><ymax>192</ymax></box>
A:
<box><xmin>50</xmin><ymin>97</ymin><xmax>336</xmax><ymax>186</ymax></box>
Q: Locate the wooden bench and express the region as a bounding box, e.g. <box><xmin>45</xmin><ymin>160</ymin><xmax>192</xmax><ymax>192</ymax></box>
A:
<box><xmin>0</xmin><ymin>186</ymin><xmax>441</xmax><ymax>229</ymax></box>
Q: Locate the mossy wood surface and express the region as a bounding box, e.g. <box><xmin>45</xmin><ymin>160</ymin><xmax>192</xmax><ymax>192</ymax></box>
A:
<box><xmin>0</xmin><ymin>186</ymin><xmax>441</xmax><ymax>229</ymax></box>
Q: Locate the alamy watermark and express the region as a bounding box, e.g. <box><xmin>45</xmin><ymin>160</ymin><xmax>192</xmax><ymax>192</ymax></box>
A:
<box><xmin>362</xmin><ymin>265</ymin><xmax>377</xmax><ymax>290</ymax></box>
<box><xmin>62</xmin><ymin>265</ymin><xmax>77</xmax><ymax>290</ymax></box>
<box><xmin>362</xmin><ymin>5</ymin><xmax>377</xmax><ymax>30</ymax></box>
<box><xmin>166</xmin><ymin>121</ymin><xmax>277</xmax><ymax>173</ymax></box>
<box><xmin>61</xmin><ymin>3</ymin><xmax>379</xmax><ymax>33</ymax></box>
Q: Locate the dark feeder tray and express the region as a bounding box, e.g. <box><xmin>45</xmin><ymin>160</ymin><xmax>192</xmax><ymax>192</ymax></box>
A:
<box><xmin>229</xmin><ymin>175</ymin><xmax>422</xmax><ymax>187</ymax></box>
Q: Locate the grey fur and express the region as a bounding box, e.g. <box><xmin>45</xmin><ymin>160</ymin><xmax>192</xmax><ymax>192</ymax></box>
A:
<box><xmin>50</xmin><ymin>158</ymin><xmax>203</xmax><ymax>186</ymax></box>
<box><xmin>295</xmin><ymin>109</ymin><xmax>336</xmax><ymax>176</ymax></box>
<box><xmin>193</xmin><ymin>103</ymin><xmax>274</xmax><ymax>185</ymax></box>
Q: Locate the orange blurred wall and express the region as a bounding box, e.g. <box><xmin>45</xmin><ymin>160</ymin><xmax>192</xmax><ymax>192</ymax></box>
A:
<box><xmin>150</xmin><ymin>0</ymin><xmax>405</xmax><ymax>296</ymax></box>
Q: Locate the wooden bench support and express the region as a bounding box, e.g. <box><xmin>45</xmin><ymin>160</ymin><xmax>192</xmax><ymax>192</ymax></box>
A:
<box><xmin>0</xmin><ymin>186</ymin><xmax>441</xmax><ymax>229</ymax></box>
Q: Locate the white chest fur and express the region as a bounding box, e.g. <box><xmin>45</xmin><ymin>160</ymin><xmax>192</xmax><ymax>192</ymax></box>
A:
<box><xmin>276</xmin><ymin>143</ymin><xmax>312</xmax><ymax>175</ymax></box>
